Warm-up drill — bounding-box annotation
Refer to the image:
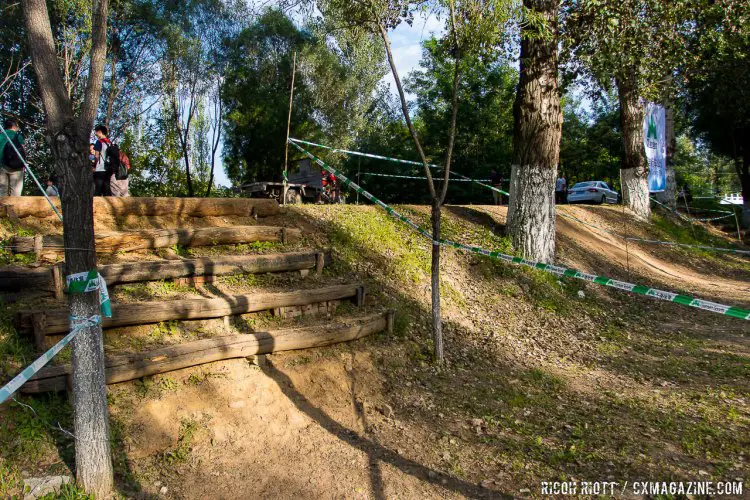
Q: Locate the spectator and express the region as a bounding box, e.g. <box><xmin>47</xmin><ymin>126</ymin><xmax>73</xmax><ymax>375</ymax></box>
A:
<box><xmin>489</xmin><ymin>168</ymin><xmax>503</xmax><ymax>205</ymax></box>
<box><xmin>45</xmin><ymin>175</ymin><xmax>60</xmax><ymax>197</ymax></box>
<box><xmin>0</xmin><ymin>118</ymin><xmax>26</xmax><ymax>196</ymax></box>
<box><xmin>93</xmin><ymin>125</ymin><xmax>112</xmax><ymax>196</ymax></box>
<box><xmin>555</xmin><ymin>173</ymin><xmax>567</xmax><ymax>204</ymax></box>
<box><xmin>110</xmin><ymin>150</ymin><xmax>130</xmax><ymax>197</ymax></box>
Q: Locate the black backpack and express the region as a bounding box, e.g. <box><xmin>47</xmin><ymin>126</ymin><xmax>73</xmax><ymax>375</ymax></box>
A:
<box><xmin>2</xmin><ymin>135</ymin><xmax>26</xmax><ymax>172</ymax></box>
<box><xmin>104</xmin><ymin>141</ymin><xmax>121</xmax><ymax>175</ymax></box>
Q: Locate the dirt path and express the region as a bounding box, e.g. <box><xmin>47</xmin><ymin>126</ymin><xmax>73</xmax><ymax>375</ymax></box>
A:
<box><xmin>478</xmin><ymin>205</ymin><xmax>750</xmax><ymax>305</ymax></box>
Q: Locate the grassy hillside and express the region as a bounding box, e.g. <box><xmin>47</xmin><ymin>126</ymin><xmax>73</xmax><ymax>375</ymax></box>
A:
<box><xmin>0</xmin><ymin>204</ymin><xmax>748</xmax><ymax>497</ymax></box>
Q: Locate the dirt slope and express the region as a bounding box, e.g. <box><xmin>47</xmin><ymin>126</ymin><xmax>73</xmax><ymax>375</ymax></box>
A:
<box><xmin>1</xmin><ymin>203</ymin><xmax>749</xmax><ymax>499</ymax></box>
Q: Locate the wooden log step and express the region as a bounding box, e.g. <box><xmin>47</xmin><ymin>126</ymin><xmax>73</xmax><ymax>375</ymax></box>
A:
<box><xmin>11</xmin><ymin>225</ymin><xmax>302</xmax><ymax>254</ymax></box>
<box><xmin>0</xmin><ymin>196</ymin><xmax>279</xmax><ymax>219</ymax></box>
<box><xmin>15</xmin><ymin>283</ymin><xmax>366</xmax><ymax>337</ymax></box>
<box><xmin>0</xmin><ymin>251</ymin><xmax>331</xmax><ymax>292</ymax></box>
<box><xmin>20</xmin><ymin>311</ymin><xmax>395</xmax><ymax>394</ymax></box>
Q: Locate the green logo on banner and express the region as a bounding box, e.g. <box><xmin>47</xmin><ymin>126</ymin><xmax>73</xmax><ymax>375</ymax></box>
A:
<box><xmin>647</xmin><ymin>113</ymin><xmax>658</xmax><ymax>141</ymax></box>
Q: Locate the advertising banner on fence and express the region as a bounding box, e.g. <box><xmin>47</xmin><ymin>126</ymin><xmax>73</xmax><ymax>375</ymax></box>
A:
<box><xmin>644</xmin><ymin>102</ymin><xmax>666</xmax><ymax>192</ymax></box>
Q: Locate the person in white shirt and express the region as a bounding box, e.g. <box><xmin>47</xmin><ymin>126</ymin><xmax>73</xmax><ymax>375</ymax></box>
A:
<box><xmin>93</xmin><ymin>124</ymin><xmax>112</xmax><ymax>196</ymax></box>
<box><xmin>555</xmin><ymin>174</ymin><xmax>567</xmax><ymax>204</ymax></box>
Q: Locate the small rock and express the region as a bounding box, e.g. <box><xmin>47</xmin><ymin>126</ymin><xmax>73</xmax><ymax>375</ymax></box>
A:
<box><xmin>442</xmin><ymin>451</ymin><xmax>451</xmax><ymax>461</ymax></box>
<box><xmin>428</xmin><ymin>471</ymin><xmax>437</xmax><ymax>479</ymax></box>
<box><xmin>160</xmin><ymin>486</ymin><xmax>168</xmax><ymax>495</ymax></box>
<box><xmin>377</xmin><ymin>404</ymin><xmax>394</xmax><ymax>419</ymax></box>
<box><xmin>577</xmin><ymin>290</ymin><xmax>586</xmax><ymax>299</ymax></box>
<box><xmin>698</xmin><ymin>470</ymin><xmax>709</xmax><ymax>476</ymax></box>
<box><xmin>154</xmin><ymin>481</ymin><xmax>162</xmax><ymax>487</ymax></box>
<box><xmin>397</xmin><ymin>449</ymin><xmax>404</xmax><ymax>455</ymax></box>
<box><xmin>519</xmin><ymin>488</ymin><xmax>531</xmax><ymax>494</ymax></box>
<box><xmin>449</xmin><ymin>438</ymin><xmax>456</xmax><ymax>445</ymax></box>
<box><xmin>481</xmin><ymin>479</ymin><xmax>493</xmax><ymax>488</ymax></box>
<box><xmin>470</xmin><ymin>418</ymin><xmax>483</xmax><ymax>427</ymax></box>
<box><xmin>23</xmin><ymin>476</ymin><xmax>72</xmax><ymax>499</ymax></box>
<box><xmin>229</xmin><ymin>400</ymin><xmax>246</xmax><ymax>409</ymax></box>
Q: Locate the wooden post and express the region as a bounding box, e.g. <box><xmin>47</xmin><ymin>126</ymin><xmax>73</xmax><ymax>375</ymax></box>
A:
<box><xmin>33</xmin><ymin>235</ymin><xmax>43</xmax><ymax>261</ymax></box>
<box><xmin>31</xmin><ymin>312</ymin><xmax>47</xmax><ymax>351</ymax></box>
<box><xmin>283</xmin><ymin>51</ymin><xmax>297</xmax><ymax>207</ymax></box>
<box><xmin>51</xmin><ymin>263</ymin><xmax>65</xmax><ymax>299</ymax></box>
<box><xmin>734</xmin><ymin>210</ymin><xmax>743</xmax><ymax>243</ymax></box>
<box><xmin>315</xmin><ymin>252</ymin><xmax>325</xmax><ymax>274</ymax></box>
<box><xmin>355</xmin><ymin>286</ymin><xmax>366</xmax><ymax>307</ymax></box>
<box><xmin>386</xmin><ymin>310</ymin><xmax>395</xmax><ymax>334</ymax></box>
<box><xmin>281</xmin><ymin>227</ymin><xmax>288</xmax><ymax>245</ymax></box>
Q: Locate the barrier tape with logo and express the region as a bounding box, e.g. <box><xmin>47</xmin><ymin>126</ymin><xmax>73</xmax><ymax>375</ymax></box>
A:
<box><xmin>362</xmin><ymin>172</ymin><xmax>490</xmax><ymax>182</ymax></box>
<box><xmin>289</xmin><ymin>138</ymin><xmax>510</xmax><ymax>196</ymax></box>
<box><xmin>0</xmin><ymin>272</ymin><xmax>112</xmax><ymax>403</ymax></box>
<box><xmin>289</xmin><ymin>139</ymin><xmax>750</xmax><ymax>321</ymax></box>
<box><xmin>292</xmin><ymin>137</ymin><xmax>747</xmax><ymax>256</ymax></box>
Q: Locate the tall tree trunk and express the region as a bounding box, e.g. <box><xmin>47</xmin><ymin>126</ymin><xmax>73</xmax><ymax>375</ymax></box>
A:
<box><xmin>507</xmin><ymin>0</ymin><xmax>562</xmax><ymax>264</ymax></box>
<box><xmin>21</xmin><ymin>0</ymin><xmax>114</xmax><ymax>496</ymax></box>
<box><xmin>617</xmin><ymin>75</ymin><xmax>651</xmax><ymax>220</ymax></box>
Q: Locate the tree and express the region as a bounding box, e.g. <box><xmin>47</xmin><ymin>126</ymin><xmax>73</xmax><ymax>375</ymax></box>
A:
<box><xmin>320</xmin><ymin>0</ymin><xmax>513</xmax><ymax>362</ymax></box>
<box><xmin>684</xmin><ymin>0</ymin><xmax>750</xmax><ymax>226</ymax></box>
<box><xmin>562</xmin><ymin>0</ymin><xmax>689</xmax><ymax>219</ymax></box>
<box><xmin>21</xmin><ymin>0</ymin><xmax>114</xmax><ymax>495</ymax></box>
<box><xmin>559</xmin><ymin>92</ymin><xmax>623</xmax><ymax>188</ymax></box>
<box><xmin>507</xmin><ymin>0</ymin><xmax>563</xmax><ymax>262</ymax></box>
<box><xmin>406</xmin><ymin>38</ymin><xmax>518</xmax><ymax>202</ymax></box>
<box><xmin>222</xmin><ymin>8</ymin><xmax>384</xmax><ymax>186</ymax></box>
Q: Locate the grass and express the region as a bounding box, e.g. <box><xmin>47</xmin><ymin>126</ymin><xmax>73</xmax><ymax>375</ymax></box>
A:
<box><xmin>162</xmin><ymin>418</ymin><xmax>199</xmax><ymax>465</ymax></box>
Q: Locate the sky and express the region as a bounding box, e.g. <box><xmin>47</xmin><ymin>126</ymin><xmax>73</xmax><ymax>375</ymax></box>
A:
<box><xmin>211</xmin><ymin>11</ymin><xmax>445</xmax><ymax>188</ymax></box>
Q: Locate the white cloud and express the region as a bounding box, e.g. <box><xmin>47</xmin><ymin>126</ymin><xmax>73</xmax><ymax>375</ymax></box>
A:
<box><xmin>382</xmin><ymin>13</ymin><xmax>445</xmax><ymax>98</ymax></box>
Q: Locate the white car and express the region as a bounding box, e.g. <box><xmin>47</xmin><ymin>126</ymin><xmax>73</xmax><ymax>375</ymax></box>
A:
<box><xmin>567</xmin><ymin>181</ymin><xmax>619</xmax><ymax>204</ymax></box>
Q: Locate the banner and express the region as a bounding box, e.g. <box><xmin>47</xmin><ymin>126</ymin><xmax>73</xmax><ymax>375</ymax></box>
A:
<box><xmin>644</xmin><ymin>103</ymin><xmax>666</xmax><ymax>192</ymax></box>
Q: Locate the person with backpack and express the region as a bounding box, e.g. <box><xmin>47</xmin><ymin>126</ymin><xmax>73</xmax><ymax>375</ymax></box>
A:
<box><xmin>93</xmin><ymin>124</ymin><xmax>121</xmax><ymax>196</ymax></box>
<box><xmin>110</xmin><ymin>149</ymin><xmax>130</xmax><ymax>197</ymax></box>
<box><xmin>0</xmin><ymin>118</ymin><xmax>27</xmax><ymax>196</ymax></box>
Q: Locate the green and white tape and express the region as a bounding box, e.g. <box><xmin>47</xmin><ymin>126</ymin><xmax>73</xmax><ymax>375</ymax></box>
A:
<box><xmin>0</xmin><ymin>315</ymin><xmax>101</xmax><ymax>404</ymax></box>
<box><xmin>290</xmin><ymin>138</ymin><xmax>510</xmax><ymax>196</ymax></box>
<box><xmin>362</xmin><ymin>172</ymin><xmax>491</xmax><ymax>182</ymax></box>
<box><xmin>67</xmin><ymin>270</ymin><xmax>112</xmax><ymax>317</ymax></box>
<box><xmin>289</xmin><ymin>139</ymin><xmax>750</xmax><ymax>321</ymax></box>
<box><xmin>0</xmin><ymin>271</ymin><xmax>112</xmax><ymax>403</ymax></box>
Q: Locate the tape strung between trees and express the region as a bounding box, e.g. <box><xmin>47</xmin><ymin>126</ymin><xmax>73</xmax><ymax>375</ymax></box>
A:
<box><xmin>289</xmin><ymin>139</ymin><xmax>750</xmax><ymax>321</ymax></box>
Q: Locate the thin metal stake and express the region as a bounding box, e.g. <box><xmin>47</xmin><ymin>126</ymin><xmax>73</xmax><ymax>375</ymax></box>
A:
<box><xmin>282</xmin><ymin>51</ymin><xmax>297</xmax><ymax>207</ymax></box>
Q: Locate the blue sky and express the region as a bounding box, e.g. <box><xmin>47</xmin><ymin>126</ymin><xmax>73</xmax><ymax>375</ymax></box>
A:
<box><xmin>212</xmin><ymin>11</ymin><xmax>444</xmax><ymax>188</ymax></box>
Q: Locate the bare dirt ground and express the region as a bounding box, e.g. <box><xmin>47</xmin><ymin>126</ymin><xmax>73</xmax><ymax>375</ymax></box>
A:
<box><xmin>1</xmin><ymin>203</ymin><xmax>749</xmax><ymax>499</ymax></box>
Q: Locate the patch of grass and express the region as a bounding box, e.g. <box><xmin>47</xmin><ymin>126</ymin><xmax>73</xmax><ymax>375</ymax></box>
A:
<box><xmin>186</xmin><ymin>370</ymin><xmax>225</xmax><ymax>386</ymax></box>
<box><xmin>218</xmin><ymin>272</ymin><xmax>258</xmax><ymax>288</ymax></box>
<box><xmin>327</xmin><ymin>207</ymin><xmax>431</xmax><ymax>285</ymax></box>
<box><xmin>162</xmin><ymin>418</ymin><xmax>199</xmax><ymax>465</ymax></box>
<box><xmin>235</xmin><ymin>241</ymin><xmax>282</xmax><ymax>252</ymax></box>
<box><xmin>38</xmin><ymin>481</ymin><xmax>95</xmax><ymax>500</ymax></box>
<box><xmin>0</xmin><ymin>461</ymin><xmax>21</xmax><ymax>497</ymax></box>
<box><xmin>521</xmin><ymin>368</ymin><xmax>565</xmax><ymax>392</ymax></box>
<box><xmin>134</xmin><ymin>375</ymin><xmax>179</xmax><ymax>398</ymax></box>
<box><xmin>0</xmin><ymin>395</ymin><xmax>73</xmax><ymax>463</ymax></box>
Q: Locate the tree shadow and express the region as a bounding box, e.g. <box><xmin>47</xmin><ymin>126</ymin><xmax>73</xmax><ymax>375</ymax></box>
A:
<box><xmin>260</xmin><ymin>356</ymin><xmax>510</xmax><ymax>499</ymax></box>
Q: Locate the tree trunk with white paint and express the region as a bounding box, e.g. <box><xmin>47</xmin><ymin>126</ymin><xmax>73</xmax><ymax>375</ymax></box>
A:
<box><xmin>507</xmin><ymin>0</ymin><xmax>562</xmax><ymax>264</ymax></box>
<box><xmin>617</xmin><ymin>75</ymin><xmax>651</xmax><ymax>220</ymax></box>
